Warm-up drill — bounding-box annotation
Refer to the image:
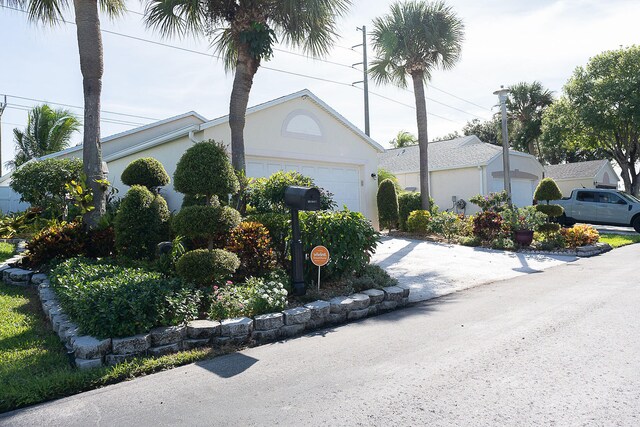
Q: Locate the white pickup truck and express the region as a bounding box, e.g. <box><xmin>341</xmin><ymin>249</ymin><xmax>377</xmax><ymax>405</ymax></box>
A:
<box><xmin>555</xmin><ymin>188</ymin><xmax>640</xmax><ymax>232</ymax></box>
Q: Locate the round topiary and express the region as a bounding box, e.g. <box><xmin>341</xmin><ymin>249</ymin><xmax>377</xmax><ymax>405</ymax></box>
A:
<box><xmin>115</xmin><ymin>185</ymin><xmax>170</xmax><ymax>259</ymax></box>
<box><xmin>174</xmin><ymin>140</ymin><xmax>239</xmax><ymax>203</ymax></box>
<box><xmin>175</xmin><ymin>249</ymin><xmax>240</xmax><ymax>286</ymax></box>
<box><xmin>535</xmin><ymin>204</ymin><xmax>564</xmax><ymax>218</ymax></box>
<box><xmin>377</xmin><ymin>178</ymin><xmax>399</xmax><ymax>231</ymax></box>
<box><xmin>537</xmin><ymin>223</ymin><xmax>561</xmax><ymax>234</ymax></box>
<box><xmin>172</xmin><ymin>204</ymin><xmax>241</xmax><ymax>249</ymax></box>
<box><xmin>534</xmin><ymin>178</ymin><xmax>563</xmax><ymax>202</ymax></box>
<box><xmin>121</xmin><ymin>157</ymin><xmax>170</xmax><ymax>189</ymax></box>
<box><xmin>181</xmin><ymin>194</ymin><xmax>208</xmax><ymax>208</ymax></box>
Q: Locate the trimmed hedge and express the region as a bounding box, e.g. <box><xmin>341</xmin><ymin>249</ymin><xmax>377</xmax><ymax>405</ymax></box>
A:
<box><xmin>398</xmin><ymin>192</ymin><xmax>421</xmax><ymax>231</ymax></box>
<box><xmin>175</xmin><ymin>249</ymin><xmax>240</xmax><ymax>286</ymax></box>
<box><xmin>377</xmin><ymin>179</ymin><xmax>399</xmax><ymax>231</ymax></box>
<box><xmin>51</xmin><ymin>257</ymin><xmax>199</xmax><ymax>338</ymax></box>
<box><xmin>121</xmin><ymin>157</ymin><xmax>170</xmax><ymax>189</ymax></box>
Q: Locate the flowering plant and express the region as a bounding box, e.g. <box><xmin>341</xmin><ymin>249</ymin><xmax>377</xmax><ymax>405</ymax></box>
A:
<box><xmin>208</xmin><ymin>277</ymin><xmax>288</xmax><ymax>320</ymax></box>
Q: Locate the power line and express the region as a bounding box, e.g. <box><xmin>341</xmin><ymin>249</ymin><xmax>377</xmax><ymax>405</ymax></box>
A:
<box><xmin>5</xmin><ymin>104</ymin><xmax>145</xmax><ymax>126</ymax></box>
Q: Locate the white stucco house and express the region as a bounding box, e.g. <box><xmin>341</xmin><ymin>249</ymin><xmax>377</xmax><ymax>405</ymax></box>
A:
<box><xmin>544</xmin><ymin>159</ymin><xmax>620</xmax><ymax>198</ymax></box>
<box><xmin>0</xmin><ymin>89</ymin><xmax>384</xmax><ymax>227</ymax></box>
<box><xmin>378</xmin><ymin>136</ymin><xmax>544</xmax><ymax>213</ymax></box>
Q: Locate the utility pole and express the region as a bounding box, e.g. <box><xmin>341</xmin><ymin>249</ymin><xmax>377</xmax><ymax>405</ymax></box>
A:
<box><xmin>352</xmin><ymin>26</ymin><xmax>370</xmax><ymax>136</ymax></box>
<box><xmin>493</xmin><ymin>86</ymin><xmax>511</xmax><ymax>203</ymax></box>
<box><xmin>0</xmin><ymin>95</ymin><xmax>6</xmax><ymax>176</ymax></box>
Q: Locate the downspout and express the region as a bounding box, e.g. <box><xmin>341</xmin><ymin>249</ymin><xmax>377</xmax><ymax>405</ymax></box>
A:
<box><xmin>188</xmin><ymin>124</ymin><xmax>201</xmax><ymax>144</ymax></box>
<box><xmin>478</xmin><ymin>166</ymin><xmax>484</xmax><ymax>194</ymax></box>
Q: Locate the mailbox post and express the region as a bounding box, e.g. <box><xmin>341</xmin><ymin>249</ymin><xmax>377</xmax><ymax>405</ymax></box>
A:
<box><xmin>284</xmin><ymin>186</ymin><xmax>321</xmax><ymax>296</ymax></box>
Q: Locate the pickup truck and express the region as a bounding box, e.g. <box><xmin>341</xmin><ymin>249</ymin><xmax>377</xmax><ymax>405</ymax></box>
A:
<box><xmin>555</xmin><ymin>188</ymin><xmax>640</xmax><ymax>232</ymax></box>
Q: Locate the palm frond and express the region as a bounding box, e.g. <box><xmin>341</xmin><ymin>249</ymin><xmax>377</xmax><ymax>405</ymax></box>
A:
<box><xmin>144</xmin><ymin>0</ymin><xmax>206</xmax><ymax>38</ymax></box>
<box><xmin>99</xmin><ymin>0</ymin><xmax>125</xmax><ymax>19</ymax></box>
<box><xmin>0</xmin><ymin>0</ymin><xmax>69</xmax><ymax>26</ymax></box>
<box><xmin>211</xmin><ymin>27</ymin><xmax>237</xmax><ymax>72</ymax></box>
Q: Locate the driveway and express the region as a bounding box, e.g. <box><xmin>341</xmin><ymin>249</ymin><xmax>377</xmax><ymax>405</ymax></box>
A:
<box><xmin>372</xmin><ymin>237</ymin><xmax>576</xmax><ymax>302</ymax></box>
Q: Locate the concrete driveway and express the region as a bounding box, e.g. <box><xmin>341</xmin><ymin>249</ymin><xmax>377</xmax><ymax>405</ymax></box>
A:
<box><xmin>372</xmin><ymin>237</ymin><xmax>576</xmax><ymax>302</ymax></box>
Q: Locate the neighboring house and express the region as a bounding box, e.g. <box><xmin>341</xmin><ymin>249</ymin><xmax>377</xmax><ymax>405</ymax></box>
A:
<box><xmin>544</xmin><ymin>159</ymin><xmax>620</xmax><ymax>198</ymax></box>
<box><xmin>0</xmin><ymin>90</ymin><xmax>384</xmax><ymax>228</ymax></box>
<box><xmin>379</xmin><ymin>135</ymin><xmax>544</xmax><ymax>213</ymax></box>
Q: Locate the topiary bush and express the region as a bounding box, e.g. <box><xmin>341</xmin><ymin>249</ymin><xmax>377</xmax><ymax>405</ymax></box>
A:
<box><xmin>175</xmin><ymin>249</ymin><xmax>240</xmax><ymax>286</ymax></box>
<box><xmin>398</xmin><ymin>192</ymin><xmax>421</xmax><ymax>231</ymax></box>
<box><xmin>114</xmin><ymin>185</ymin><xmax>170</xmax><ymax>259</ymax></box>
<box><xmin>406</xmin><ymin>210</ymin><xmax>431</xmax><ymax>234</ymax></box>
<box><xmin>172</xmin><ymin>203</ymin><xmax>241</xmax><ymax>250</ymax></box>
<box><xmin>121</xmin><ymin>157</ymin><xmax>170</xmax><ymax>190</ymax></box>
<box><xmin>534</xmin><ymin>178</ymin><xmax>563</xmax><ymax>234</ymax></box>
<box><xmin>299</xmin><ymin>209</ymin><xmax>379</xmax><ymax>281</ymax></box>
<box><xmin>225</xmin><ymin>221</ymin><xmax>277</xmax><ymax>280</ymax></box>
<box><xmin>50</xmin><ymin>257</ymin><xmax>198</xmax><ymax>338</ymax></box>
<box><xmin>174</xmin><ymin>140</ymin><xmax>239</xmax><ymax>204</ymax></box>
<box><xmin>377</xmin><ymin>179</ymin><xmax>399</xmax><ymax>231</ymax></box>
<box><xmin>534</xmin><ymin>178</ymin><xmax>563</xmax><ymax>201</ymax></box>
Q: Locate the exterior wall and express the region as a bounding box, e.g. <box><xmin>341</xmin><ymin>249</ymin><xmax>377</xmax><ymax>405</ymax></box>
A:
<box><xmin>554</xmin><ymin>178</ymin><xmax>593</xmax><ymax>198</ymax></box>
<box><xmin>486</xmin><ymin>153</ymin><xmax>543</xmax><ymax>207</ymax></box>
<box><xmin>594</xmin><ymin>162</ymin><xmax>620</xmax><ymax>188</ymax></box>
<box><xmin>395</xmin><ymin>172</ymin><xmax>420</xmax><ymax>191</ymax></box>
<box><xmin>430</xmin><ymin>167</ymin><xmax>483</xmax><ymax>214</ymax></box>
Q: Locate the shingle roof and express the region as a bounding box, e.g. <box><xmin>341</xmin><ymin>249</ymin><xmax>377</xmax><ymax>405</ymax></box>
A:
<box><xmin>378</xmin><ymin>135</ymin><xmax>503</xmax><ymax>173</ymax></box>
<box><xmin>545</xmin><ymin>160</ymin><xmax>608</xmax><ymax>180</ymax></box>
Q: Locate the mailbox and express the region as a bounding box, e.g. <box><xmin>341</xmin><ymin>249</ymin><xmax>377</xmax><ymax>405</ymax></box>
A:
<box><xmin>284</xmin><ymin>186</ymin><xmax>321</xmax><ymax>211</ymax></box>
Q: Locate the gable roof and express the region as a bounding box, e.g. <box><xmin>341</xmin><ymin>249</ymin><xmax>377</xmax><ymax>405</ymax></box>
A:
<box><xmin>379</xmin><ymin>135</ymin><xmax>506</xmax><ymax>173</ymax></box>
<box><xmin>200</xmin><ymin>89</ymin><xmax>385</xmax><ymax>153</ymax></box>
<box><xmin>545</xmin><ymin>160</ymin><xmax>611</xmax><ymax>180</ymax></box>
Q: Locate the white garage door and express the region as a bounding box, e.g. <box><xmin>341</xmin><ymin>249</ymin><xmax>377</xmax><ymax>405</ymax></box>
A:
<box><xmin>246</xmin><ymin>158</ymin><xmax>362</xmax><ymax>212</ymax></box>
<box><xmin>492</xmin><ymin>178</ymin><xmax>535</xmax><ymax>208</ymax></box>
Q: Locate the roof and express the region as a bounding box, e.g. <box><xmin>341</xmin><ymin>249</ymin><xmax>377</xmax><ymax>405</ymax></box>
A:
<box><xmin>200</xmin><ymin>89</ymin><xmax>385</xmax><ymax>153</ymax></box>
<box><xmin>379</xmin><ymin>135</ymin><xmax>506</xmax><ymax>173</ymax></box>
<box><xmin>545</xmin><ymin>160</ymin><xmax>611</xmax><ymax>180</ymax></box>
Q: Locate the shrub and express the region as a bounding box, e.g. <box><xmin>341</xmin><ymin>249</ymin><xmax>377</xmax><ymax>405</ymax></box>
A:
<box><xmin>429</xmin><ymin>212</ymin><xmax>462</xmax><ymax>242</ymax></box>
<box><xmin>245</xmin><ymin>212</ymin><xmax>290</xmax><ymax>266</ymax></box>
<box><xmin>397</xmin><ymin>192</ymin><xmax>421</xmax><ymax>231</ymax></box>
<box><xmin>114</xmin><ymin>185</ymin><xmax>170</xmax><ymax>259</ymax></box>
<box><xmin>377</xmin><ymin>179</ymin><xmax>399</xmax><ymax>231</ymax></box>
<box><xmin>406</xmin><ymin>210</ymin><xmax>431</xmax><ymax>234</ymax></box>
<box><xmin>50</xmin><ymin>257</ymin><xmax>198</xmax><ymax>338</ymax></box>
<box><xmin>470</xmin><ymin>191</ymin><xmax>510</xmax><ymax>213</ymax></box>
<box><xmin>472</xmin><ymin>211</ymin><xmax>504</xmax><ymax>242</ymax></box>
<box><xmin>491</xmin><ymin>236</ymin><xmax>516</xmax><ymax>250</ymax></box>
<box><xmin>534</xmin><ymin>178</ymin><xmax>563</xmax><ymax>201</ymax></box>
<box><xmin>560</xmin><ymin>224</ymin><xmax>599</xmax><ymax>248</ymax></box>
<box><xmin>535</xmin><ymin>204</ymin><xmax>564</xmax><ymax>218</ymax></box>
<box><xmin>501</xmin><ymin>206</ymin><xmax>548</xmax><ymax>231</ymax></box>
<box><xmin>181</xmin><ymin>194</ymin><xmax>207</xmax><ymax>208</ymax></box>
<box><xmin>299</xmin><ymin>210</ymin><xmax>379</xmax><ymax>281</ymax></box>
<box><xmin>226</xmin><ymin>222</ymin><xmax>277</xmax><ymax>280</ymax></box>
<box><xmin>121</xmin><ymin>157</ymin><xmax>170</xmax><ymax>190</ymax></box>
<box><xmin>172</xmin><ymin>204</ymin><xmax>241</xmax><ymax>250</ymax></box>
<box><xmin>24</xmin><ymin>221</ymin><xmax>85</xmax><ymax>266</ymax></box>
<box><xmin>347</xmin><ymin>264</ymin><xmax>398</xmax><ymax>292</ymax></box>
<box><xmin>459</xmin><ymin>235</ymin><xmax>481</xmax><ymax>247</ymax></box>
<box><xmin>534</xmin><ymin>178</ymin><xmax>564</xmax><ymax>234</ymax></box>
<box><xmin>377</xmin><ymin>168</ymin><xmax>401</xmax><ymax>191</ymax></box>
<box><xmin>10</xmin><ymin>158</ymin><xmax>83</xmax><ymax>216</ymax></box>
<box><xmin>209</xmin><ymin>277</ymin><xmax>288</xmax><ymax>320</ymax></box>
<box><xmin>173</xmin><ymin>140</ymin><xmax>239</xmax><ymax>203</ymax></box>
<box><xmin>175</xmin><ymin>249</ymin><xmax>240</xmax><ymax>286</ymax></box>
<box><xmin>246</xmin><ymin>170</ymin><xmax>336</xmax><ymax>214</ymax></box>
<box><xmin>0</xmin><ymin>208</ymin><xmax>43</xmax><ymax>238</ymax></box>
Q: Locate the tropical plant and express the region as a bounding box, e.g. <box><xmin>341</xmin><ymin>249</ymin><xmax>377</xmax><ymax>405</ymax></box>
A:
<box><xmin>389</xmin><ymin>130</ymin><xmax>417</xmax><ymax>148</ymax></box>
<box><xmin>506</xmin><ymin>81</ymin><xmax>554</xmax><ymax>159</ymax></box>
<box><xmin>469</xmin><ymin>191</ymin><xmax>510</xmax><ymax>213</ymax></box>
<box><xmin>144</xmin><ymin>0</ymin><xmax>351</xmax><ymax>176</ymax></box>
<box><xmin>377</xmin><ymin>178</ymin><xmax>399</xmax><ymax>231</ymax></box>
<box><xmin>370</xmin><ymin>0</ymin><xmax>464</xmax><ymax>210</ymax></box>
<box><xmin>3</xmin><ymin>0</ymin><xmax>127</xmax><ymax>227</ymax></box>
<box><xmin>406</xmin><ymin>210</ymin><xmax>431</xmax><ymax>234</ymax></box>
<box><xmin>561</xmin><ymin>224</ymin><xmax>599</xmax><ymax>248</ymax></box>
<box><xmin>377</xmin><ymin>168</ymin><xmax>401</xmax><ymax>192</ymax></box>
<box><xmin>225</xmin><ymin>221</ymin><xmax>277</xmax><ymax>280</ymax></box>
<box><xmin>6</xmin><ymin>104</ymin><xmax>80</xmax><ymax>170</ymax></box>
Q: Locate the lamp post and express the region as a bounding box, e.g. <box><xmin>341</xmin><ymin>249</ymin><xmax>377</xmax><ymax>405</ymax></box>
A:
<box><xmin>493</xmin><ymin>86</ymin><xmax>511</xmax><ymax>203</ymax></box>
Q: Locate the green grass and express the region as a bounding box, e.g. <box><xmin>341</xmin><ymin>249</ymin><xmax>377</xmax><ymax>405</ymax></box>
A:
<box><xmin>0</xmin><ymin>282</ymin><xmax>230</xmax><ymax>413</ymax></box>
<box><xmin>599</xmin><ymin>233</ymin><xmax>640</xmax><ymax>249</ymax></box>
<box><xmin>0</xmin><ymin>242</ymin><xmax>15</xmax><ymax>263</ymax></box>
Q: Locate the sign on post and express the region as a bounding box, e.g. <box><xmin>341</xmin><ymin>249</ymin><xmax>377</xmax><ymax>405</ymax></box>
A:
<box><xmin>310</xmin><ymin>245</ymin><xmax>329</xmax><ymax>291</ymax></box>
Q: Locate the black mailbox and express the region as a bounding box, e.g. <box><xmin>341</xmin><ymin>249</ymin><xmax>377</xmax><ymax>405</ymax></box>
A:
<box><xmin>284</xmin><ymin>186</ymin><xmax>321</xmax><ymax>211</ymax></box>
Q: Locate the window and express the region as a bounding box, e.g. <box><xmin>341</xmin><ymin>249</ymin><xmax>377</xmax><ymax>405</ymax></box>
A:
<box><xmin>576</xmin><ymin>191</ymin><xmax>597</xmax><ymax>202</ymax></box>
<box><xmin>281</xmin><ymin>110</ymin><xmax>324</xmax><ymax>141</ymax></box>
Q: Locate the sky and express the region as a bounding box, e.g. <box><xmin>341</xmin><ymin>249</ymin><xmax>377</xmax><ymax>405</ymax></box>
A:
<box><xmin>1</xmin><ymin>0</ymin><xmax>639</xmax><ymax>176</ymax></box>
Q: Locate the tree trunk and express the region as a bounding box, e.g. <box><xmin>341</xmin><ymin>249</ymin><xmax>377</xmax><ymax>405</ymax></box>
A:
<box><xmin>411</xmin><ymin>72</ymin><xmax>430</xmax><ymax>211</ymax></box>
<box><xmin>229</xmin><ymin>44</ymin><xmax>259</xmax><ymax>174</ymax></box>
<box><xmin>74</xmin><ymin>0</ymin><xmax>105</xmax><ymax>228</ymax></box>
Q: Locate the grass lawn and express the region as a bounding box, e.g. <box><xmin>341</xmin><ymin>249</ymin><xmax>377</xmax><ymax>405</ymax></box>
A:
<box><xmin>0</xmin><ymin>242</ymin><xmax>15</xmax><ymax>263</ymax></box>
<box><xmin>0</xmin><ymin>282</ymin><xmax>230</xmax><ymax>413</ymax></box>
<box><xmin>599</xmin><ymin>233</ymin><xmax>640</xmax><ymax>249</ymax></box>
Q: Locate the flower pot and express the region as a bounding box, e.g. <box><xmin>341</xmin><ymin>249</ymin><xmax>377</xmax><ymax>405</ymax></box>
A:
<box><xmin>514</xmin><ymin>230</ymin><xmax>534</xmax><ymax>246</ymax></box>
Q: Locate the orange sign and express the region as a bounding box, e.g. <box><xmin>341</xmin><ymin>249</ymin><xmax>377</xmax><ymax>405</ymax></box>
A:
<box><xmin>310</xmin><ymin>245</ymin><xmax>330</xmax><ymax>267</ymax></box>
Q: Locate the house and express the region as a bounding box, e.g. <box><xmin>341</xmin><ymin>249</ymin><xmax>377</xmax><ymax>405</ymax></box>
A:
<box><xmin>544</xmin><ymin>159</ymin><xmax>620</xmax><ymax>198</ymax></box>
<box><xmin>378</xmin><ymin>136</ymin><xmax>544</xmax><ymax>213</ymax></box>
<box><xmin>0</xmin><ymin>90</ymin><xmax>384</xmax><ymax>227</ymax></box>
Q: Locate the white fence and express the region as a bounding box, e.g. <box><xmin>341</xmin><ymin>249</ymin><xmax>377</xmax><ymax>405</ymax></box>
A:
<box><xmin>0</xmin><ymin>186</ymin><xmax>30</xmax><ymax>214</ymax></box>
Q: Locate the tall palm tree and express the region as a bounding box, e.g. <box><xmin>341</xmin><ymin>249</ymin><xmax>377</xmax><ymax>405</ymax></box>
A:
<box><xmin>7</xmin><ymin>104</ymin><xmax>80</xmax><ymax>170</ymax></box>
<box><xmin>370</xmin><ymin>0</ymin><xmax>464</xmax><ymax>210</ymax></box>
<box><xmin>144</xmin><ymin>0</ymin><xmax>350</xmax><ymax>174</ymax></box>
<box><xmin>390</xmin><ymin>130</ymin><xmax>418</xmax><ymax>148</ymax></box>
<box><xmin>506</xmin><ymin>81</ymin><xmax>554</xmax><ymax>159</ymax></box>
<box><xmin>2</xmin><ymin>0</ymin><xmax>125</xmax><ymax>227</ymax></box>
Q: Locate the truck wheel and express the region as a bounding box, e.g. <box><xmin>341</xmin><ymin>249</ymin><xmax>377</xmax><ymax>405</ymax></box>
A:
<box><xmin>633</xmin><ymin>216</ymin><xmax>640</xmax><ymax>233</ymax></box>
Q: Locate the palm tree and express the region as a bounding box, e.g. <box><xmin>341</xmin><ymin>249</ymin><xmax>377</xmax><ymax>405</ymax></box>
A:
<box><xmin>2</xmin><ymin>0</ymin><xmax>125</xmax><ymax>227</ymax></box>
<box><xmin>7</xmin><ymin>104</ymin><xmax>80</xmax><ymax>170</ymax></box>
<box><xmin>390</xmin><ymin>130</ymin><xmax>418</xmax><ymax>148</ymax></box>
<box><xmin>144</xmin><ymin>0</ymin><xmax>350</xmax><ymax>174</ymax></box>
<box><xmin>370</xmin><ymin>0</ymin><xmax>464</xmax><ymax>210</ymax></box>
<box><xmin>506</xmin><ymin>81</ymin><xmax>554</xmax><ymax>159</ymax></box>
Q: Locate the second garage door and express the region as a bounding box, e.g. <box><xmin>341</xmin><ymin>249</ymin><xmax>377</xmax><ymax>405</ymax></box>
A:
<box><xmin>246</xmin><ymin>158</ymin><xmax>362</xmax><ymax>212</ymax></box>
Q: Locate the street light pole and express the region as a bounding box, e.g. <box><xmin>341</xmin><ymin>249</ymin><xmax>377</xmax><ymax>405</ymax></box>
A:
<box><xmin>493</xmin><ymin>86</ymin><xmax>511</xmax><ymax>203</ymax></box>
<box><xmin>352</xmin><ymin>25</ymin><xmax>370</xmax><ymax>136</ymax></box>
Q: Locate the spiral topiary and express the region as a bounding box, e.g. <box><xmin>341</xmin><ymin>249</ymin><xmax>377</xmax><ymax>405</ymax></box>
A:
<box><xmin>121</xmin><ymin>157</ymin><xmax>170</xmax><ymax>190</ymax></box>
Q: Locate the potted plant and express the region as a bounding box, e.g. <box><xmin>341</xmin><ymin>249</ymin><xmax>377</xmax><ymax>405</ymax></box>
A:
<box><xmin>504</xmin><ymin>206</ymin><xmax>546</xmax><ymax>246</ymax></box>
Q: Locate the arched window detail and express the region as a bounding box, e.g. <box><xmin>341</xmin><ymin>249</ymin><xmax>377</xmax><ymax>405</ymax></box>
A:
<box><xmin>281</xmin><ymin>109</ymin><xmax>325</xmax><ymax>141</ymax></box>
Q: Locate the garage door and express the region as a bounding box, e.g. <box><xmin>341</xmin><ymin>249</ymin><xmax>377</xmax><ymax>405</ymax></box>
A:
<box><xmin>246</xmin><ymin>158</ymin><xmax>362</xmax><ymax>212</ymax></box>
<box><xmin>492</xmin><ymin>178</ymin><xmax>535</xmax><ymax>208</ymax></box>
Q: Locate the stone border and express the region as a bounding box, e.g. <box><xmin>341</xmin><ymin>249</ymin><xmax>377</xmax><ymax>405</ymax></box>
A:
<box><xmin>518</xmin><ymin>242</ymin><xmax>612</xmax><ymax>258</ymax></box>
<box><xmin>1</xmin><ymin>256</ymin><xmax>410</xmax><ymax>370</ymax></box>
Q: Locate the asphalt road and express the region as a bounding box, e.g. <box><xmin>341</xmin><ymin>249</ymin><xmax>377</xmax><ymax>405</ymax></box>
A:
<box><xmin>3</xmin><ymin>245</ymin><xmax>639</xmax><ymax>426</ymax></box>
